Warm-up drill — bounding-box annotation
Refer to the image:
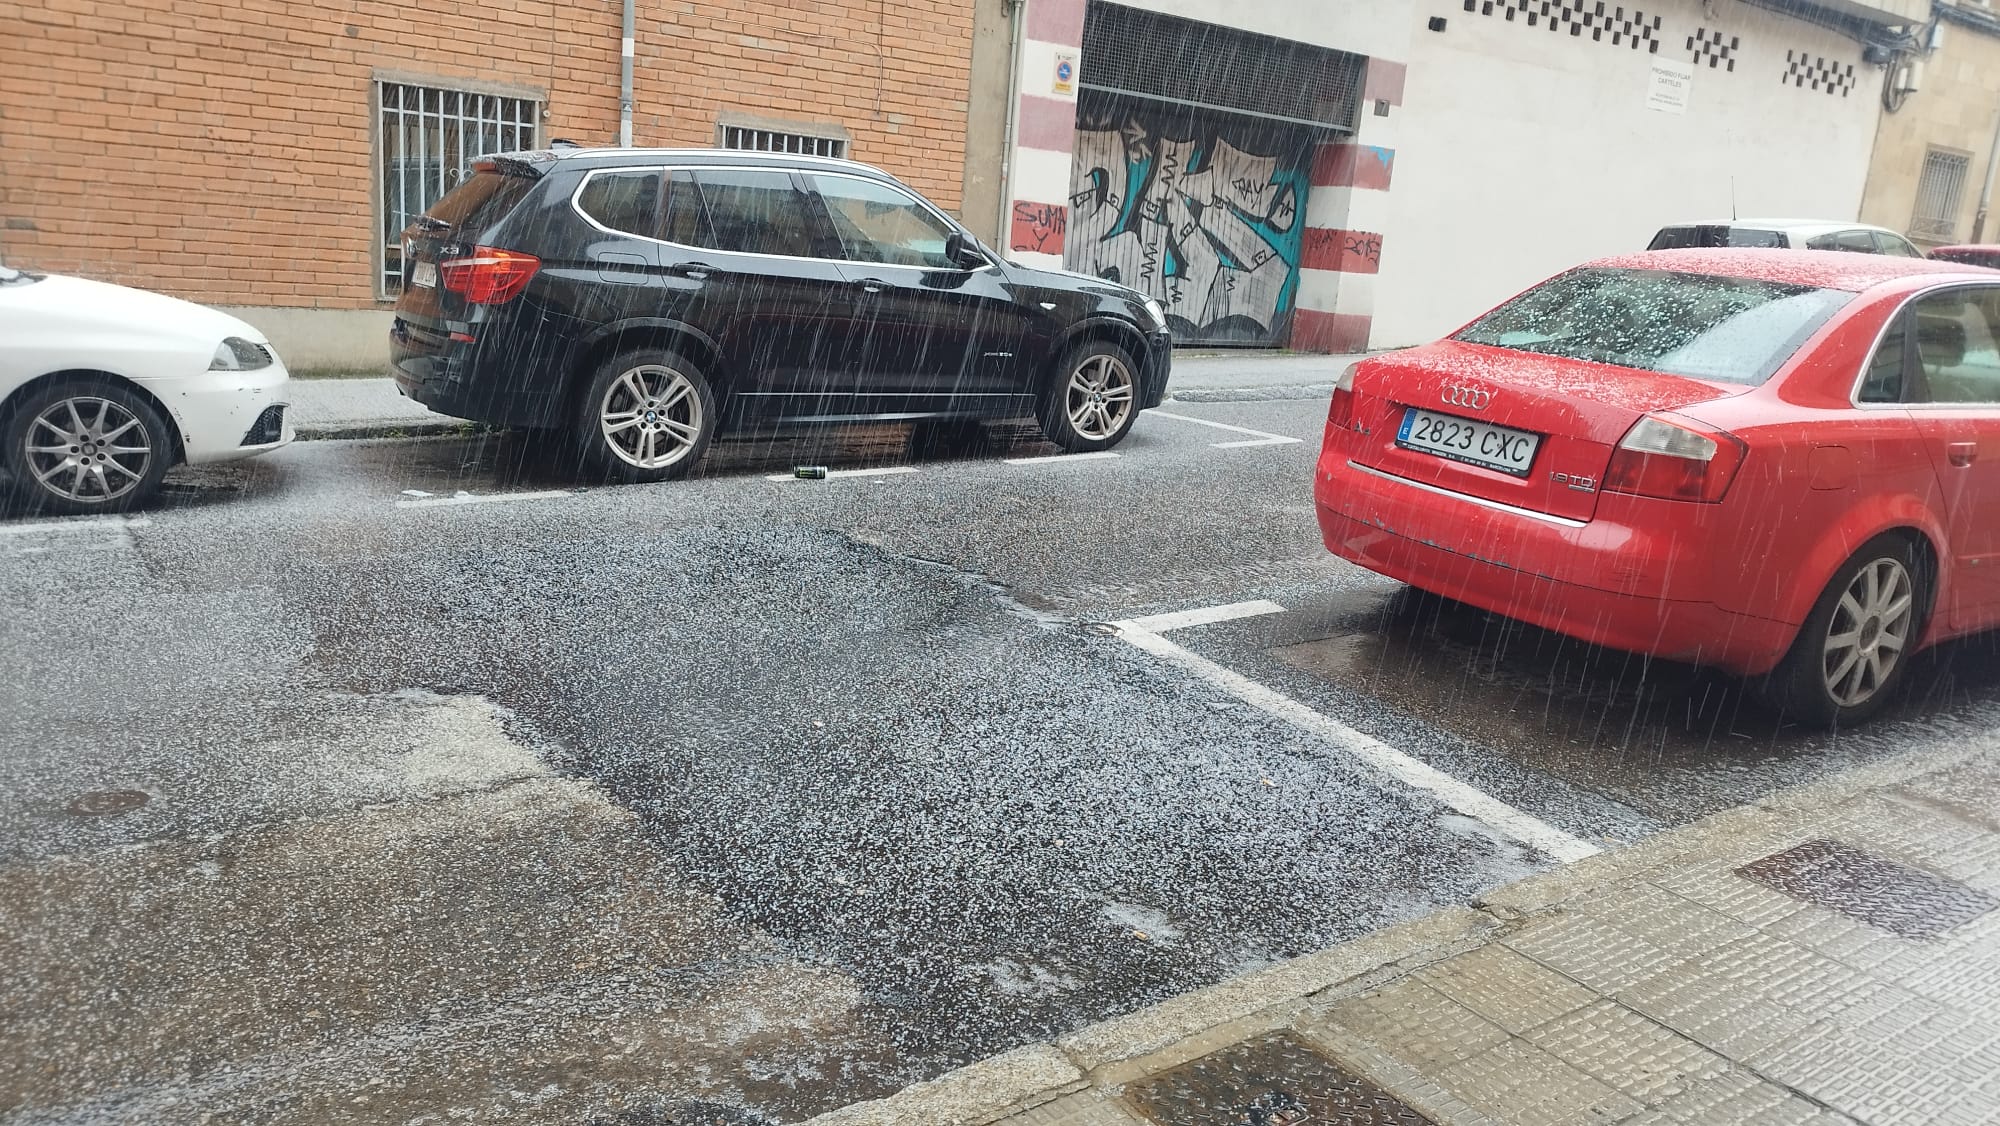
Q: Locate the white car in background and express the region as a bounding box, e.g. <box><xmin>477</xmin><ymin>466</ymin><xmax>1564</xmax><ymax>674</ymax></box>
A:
<box><xmin>0</xmin><ymin>263</ymin><xmax>293</xmax><ymax>515</ymax></box>
<box><xmin>1646</xmin><ymin>218</ymin><xmax>1924</xmax><ymax>257</ymax></box>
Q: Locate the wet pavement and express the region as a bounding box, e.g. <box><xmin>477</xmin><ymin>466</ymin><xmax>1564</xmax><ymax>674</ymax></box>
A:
<box><xmin>4</xmin><ymin>396</ymin><xmax>1998</xmax><ymax>1122</ymax></box>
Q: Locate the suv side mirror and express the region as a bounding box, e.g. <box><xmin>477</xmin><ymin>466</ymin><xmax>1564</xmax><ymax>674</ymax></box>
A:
<box><xmin>945</xmin><ymin>231</ymin><xmax>986</xmax><ymax>270</ymax></box>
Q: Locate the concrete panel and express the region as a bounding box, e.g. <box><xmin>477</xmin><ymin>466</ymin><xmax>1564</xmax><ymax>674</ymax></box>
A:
<box><xmin>217</xmin><ymin>306</ymin><xmax>397</xmax><ymax>375</ymax></box>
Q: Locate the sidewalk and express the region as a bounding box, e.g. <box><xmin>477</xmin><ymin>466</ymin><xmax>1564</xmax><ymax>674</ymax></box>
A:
<box><xmin>809</xmin><ymin>737</ymin><xmax>2000</xmax><ymax>1126</ymax></box>
<box><xmin>285</xmin><ymin>377</ymin><xmax>469</xmax><ymax>440</ymax></box>
<box><xmin>283</xmin><ymin>351</ymin><xmax>1365</xmax><ymax>440</ymax></box>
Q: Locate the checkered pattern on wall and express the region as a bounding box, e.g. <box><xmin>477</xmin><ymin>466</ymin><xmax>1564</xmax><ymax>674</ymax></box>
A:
<box><xmin>1463</xmin><ymin>0</ymin><xmax>1663</xmax><ymax>51</ymax></box>
<box><xmin>1688</xmin><ymin>27</ymin><xmax>1737</xmax><ymax>71</ymax></box>
<box><xmin>1784</xmin><ymin>49</ymin><xmax>1856</xmax><ymax>96</ymax></box>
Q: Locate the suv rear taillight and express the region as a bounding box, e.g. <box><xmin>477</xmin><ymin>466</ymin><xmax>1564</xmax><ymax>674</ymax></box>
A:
<box><xmin>440</xmin><ymin>247</ymin><xmax>540</xmax><ymax>305</ymax></box>
<box><xmin>1327</xmin><ymin>362</ymin><xmax>1360</xmax><ymax>430</ymax></box>
<box><xmin>1602</xmin><ymin>416</ymin><xmax>1747</xmax><ymax>503</ymax></box>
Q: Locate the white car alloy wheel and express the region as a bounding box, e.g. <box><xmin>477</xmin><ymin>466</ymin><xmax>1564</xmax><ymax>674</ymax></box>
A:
<box><xmin>1065</xmin><ymin>353</ymin><xmax>1134</xmax><ymax>441</ymax></box>
<box><xmin>599</xmin><ymin>364</ymin><xmax>703</xmax><ymax>470</ymax></box>
<box><xmin>24</xmin><ymin>395</ymin><xmax>156</xmax><ymax>505</ymax></box>
<box><xmin>1820</xmin><ymin>556</ymin><xmax>1915</xmax><ymax>709</ymax></box>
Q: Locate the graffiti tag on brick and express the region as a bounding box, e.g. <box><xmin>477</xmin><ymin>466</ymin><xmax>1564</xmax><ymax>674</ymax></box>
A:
<box><xmin>1009</xmin><ymin>201</ymin><xmax>1067</xmax><ymax>254</ymax></box>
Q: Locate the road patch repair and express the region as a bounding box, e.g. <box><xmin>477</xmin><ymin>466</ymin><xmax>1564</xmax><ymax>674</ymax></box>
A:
<box><xmin>805</xmin><ymin>733</ymin><xmax>2000</xmax><ymax>1126</ymax></box>
<box><xmin>0</xmin><ymin>691</ymin><xmax>888</xmax><ymax>1124</ymax></box>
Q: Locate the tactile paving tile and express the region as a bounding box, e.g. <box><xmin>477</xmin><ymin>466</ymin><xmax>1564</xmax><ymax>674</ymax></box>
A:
<box><xmin>1521</xmin><ymin>999</ymin><xmax>1730</xmax><ymax>1103</ymax></box>
<box><xmin>1412</xmin><ymin>945</ymin><xmax>1597</xmax><ymax>1034</ymax></box>
<box><xmin>1891</xmin><ymin>757</ymin><xmax>2000</xmax><ymax>833</ymax></box>
<box><xmin>1124</xmin><ymin>1031</ymin><xmax>1437</xmax><ymax>1125</ymax></box>
<box><xmin>1006</xmin><ymin>1090</ymin><xmax>1152</xmax><ymax>1126</ymax></box>
<box><xmin>1499</xmin><ymin>884</ymin><xmax>1753</xmax><ymax>996</ymax></box>
<box><xmin>1625</xmin><ymin>1066</ymin><xmax>1853</xmax><ymax>1126</ymax></box>
<box><xmin>1431</xmin><ymin>1038</ymin><xmax>1641</xmax><ymax>1126</ymax></box>
<box><xmin>1737</xmin><ymin>839</ymin><xmax>1999</xmax><ymax>940</ymax></box>
<box><xmin>1305</xmin><ymin>977</ymin><xmax>1509</xmax><ymax>1067</ymax></box>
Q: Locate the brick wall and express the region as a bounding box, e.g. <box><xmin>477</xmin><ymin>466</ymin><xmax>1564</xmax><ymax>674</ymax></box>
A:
<box><xmin>0</xmin><ymin>0</ymin><xmax>975</xmax><ymax>310</ymax></box>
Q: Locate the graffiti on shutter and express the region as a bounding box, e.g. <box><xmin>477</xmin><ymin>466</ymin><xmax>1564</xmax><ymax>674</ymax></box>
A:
<box><xmin>1066</xmin><ymin>110</ymin><xmax>1308</xmax><ymax>346</ymax></box>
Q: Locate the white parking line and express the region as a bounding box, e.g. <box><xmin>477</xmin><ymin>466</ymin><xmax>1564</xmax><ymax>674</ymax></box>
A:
<box><xmin>764</xmin><ymin>466</ymin><xmax>921</xmax><ymax>481</ymax></box>
<box><xmin>1109</xmin><ymin>604</ymin><xmax>1601</xmax><ymax>864</ymax></box>
<box><xmin>1149</xmin><ymin>410</ymin><xmax>1303</xmax><ymax>449</ymax></box>
<box><xmin>1003</xmin><ymin>451</ymin><xmax>1122</xmax><ymax>465</ymax></box>
<box><xmin>1121</xmin><ymin>599</ymin><xmax>1286</xmax><ymax>633</ymax></box>
<box><xmin>394</xmin><ymin>490</ymin><xmax>573</xmax><ymax>508</ymax></box>
<box><xmin>0</xmin><ymin>516</ymin><xmax>151</xmax><ymax>536</ymax></box>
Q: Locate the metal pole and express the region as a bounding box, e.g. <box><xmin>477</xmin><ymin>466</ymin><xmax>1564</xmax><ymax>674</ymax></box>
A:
<box><xmin>619</xmin><ymin>0</ymin><xmax>635</xmax><ymax>147</ymax></box>
<box><xmin>1974</xmin><ymin>102</ymin><xmax>2000</xmax><ymax>244</ymax></box>
<box><xmin>996</xmin><ymin>0</ymin><xmax>1026</xmax><ymax>243</ymax></box>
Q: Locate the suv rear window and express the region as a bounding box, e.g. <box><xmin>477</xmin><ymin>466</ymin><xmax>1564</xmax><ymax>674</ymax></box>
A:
<box><xmin>1648</xmin><ymin>225</ymin><xmax>1786</xmax><ymax>250</ymax></box>
<box><xmin>420</xmin><ymin>169</ymin><xmax>536</xmax><ymax>235</ymax></box>
<box><xmin>1454</xmin><ymin>267</ymin><xmax>1853</xmax><ymax>385</ymax></box>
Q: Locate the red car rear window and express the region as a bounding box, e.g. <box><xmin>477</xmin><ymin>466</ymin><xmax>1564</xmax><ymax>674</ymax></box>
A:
<box><xmin>1455</xmin><ymin>267</ymin><xmax>1852</xmax><ymax>385</ymax></box>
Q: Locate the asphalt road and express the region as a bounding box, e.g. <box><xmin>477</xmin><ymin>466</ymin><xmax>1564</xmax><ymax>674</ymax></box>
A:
<box><xmin>5</xmin><ymin>393</ymin><xmax>1998</xmax><ymax>1123</ymax></box>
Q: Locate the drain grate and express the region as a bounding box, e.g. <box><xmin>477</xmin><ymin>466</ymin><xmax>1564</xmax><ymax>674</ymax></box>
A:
<box><xmin>1125</xmin><ymin>1031</ymin><xmax>1437</xmax><ymax>1125</ymax></box>
<box><xmin>1737</xmin><ymin>839</ymin><xmax>1998</xmax><ymax>940</ymax></box>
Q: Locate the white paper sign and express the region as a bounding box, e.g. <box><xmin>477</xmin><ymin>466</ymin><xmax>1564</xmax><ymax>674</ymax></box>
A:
<box><xmin>1646</xmin><ymin>60</ymin><xmax>1694</xmax><ymax>114</ymax></box>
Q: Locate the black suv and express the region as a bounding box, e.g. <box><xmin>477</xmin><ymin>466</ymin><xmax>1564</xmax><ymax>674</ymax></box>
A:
<box><xmin>390</xmin><ymin>147</ymin><xmax>1172</xmax><ymax>479</ymax></box>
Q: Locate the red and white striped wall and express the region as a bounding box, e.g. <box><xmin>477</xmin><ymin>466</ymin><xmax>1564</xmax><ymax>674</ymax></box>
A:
<box><xmin>1003</xmin><ymin>0</ymin><xmax>1085</xmax><ymax>269</ymax></box>
<box><xmin>1292</xmin><ymin>59</ymin><xmax>1404</xmax><ymax>355</ymax></box>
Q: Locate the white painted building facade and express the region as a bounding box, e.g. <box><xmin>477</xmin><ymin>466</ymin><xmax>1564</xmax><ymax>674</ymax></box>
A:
<box><xmin>1378</xmin><ymin>0</ymin><xmax>1906</xmax><ymax>346</ymax></box>
<box><xmin>993</xmin><ymin>0</ymin><xmax>1926</xmax><ymax>352</ymax></box>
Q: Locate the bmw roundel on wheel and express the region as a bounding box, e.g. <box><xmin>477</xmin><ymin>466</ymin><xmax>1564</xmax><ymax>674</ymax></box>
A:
<box><xmin>388</xmin><ymin>146</ymin><xmax>1173</xmax><ymax>483</ymax></box>
<box><xmin>1316</xmin><ymin>248</ymin><xmax>2000</xmax><ymax>728</ymax></box>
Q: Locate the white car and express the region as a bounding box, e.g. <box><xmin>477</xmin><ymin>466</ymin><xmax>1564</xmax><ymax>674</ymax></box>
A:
<box><xmin>0</xmin><ymin>263</ymin><xmax>293</xmax><ymax>515</ymax></box>
<box><xmin>1646</xmin><ymin>218</ymin><xmax>1924</xmax><ymax>257</ymax></box>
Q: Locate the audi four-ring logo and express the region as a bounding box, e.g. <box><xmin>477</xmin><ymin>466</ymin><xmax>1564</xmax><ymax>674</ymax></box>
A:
<box><xmin>1441</xmin><ymin>384</ymin><xmax>1493</xmax><ymax>411</ymax></box>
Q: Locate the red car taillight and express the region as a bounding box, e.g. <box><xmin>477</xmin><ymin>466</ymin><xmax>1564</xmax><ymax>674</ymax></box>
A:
<box><xmin>439</xmin><ymin>247</ymin><xmax>540</xmax><ymax>305</ymax></box>
<box><xmin>1327</xmin><ymin>362</ymin><xmax>1360</xmax><ymax>429</ymax></box>
<box><xmin>1602</xmin><ymin>416</ymin><xmax>1747</xmax><ymax>503</ymax></box>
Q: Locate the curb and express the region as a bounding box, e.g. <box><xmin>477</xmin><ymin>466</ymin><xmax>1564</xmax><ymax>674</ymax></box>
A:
<box><xmin>1165</xmin><ymin>383</ymin><xmax>1334</xmax><ymax>403</ymax></box>
<box><xmin>295</xmin><ymin>421</ymin><xmax>491</xmax><ymax>442</ymax></box>
<box><xmin>803</xmin><ymin>733</ymin><xmax>1999</xmax><ymax>1126</ymax></box>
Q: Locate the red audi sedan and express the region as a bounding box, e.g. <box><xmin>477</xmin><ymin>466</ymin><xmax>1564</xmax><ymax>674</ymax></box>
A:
<box><xmin>1316</xmin><ymin>249</ymin><xmax>2000</xmax><ymax>727</ymax></box>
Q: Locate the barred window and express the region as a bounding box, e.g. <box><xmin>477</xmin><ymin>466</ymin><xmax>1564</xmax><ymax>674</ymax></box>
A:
<box><xmin>377</xmin><ymin>81</ymin><xmax>539</xmax><ymax>296</ymax></box>
<box><xmin>1910</xmin><ymin>148</ymin><xmax>1971</xmax><ymax>243</ymax></box>
<box><xmin>719</xmin><ymin>123</ymin><xmax>847</xmax><ymax>159</ymax></box>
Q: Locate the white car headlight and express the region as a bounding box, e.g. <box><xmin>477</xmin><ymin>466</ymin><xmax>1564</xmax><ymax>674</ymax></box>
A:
<box><xmin>210</xmin><ymin>337</ymin><xmax>274</xmax><ymax>371</ymax></box>
<box><xmin>1139</xmin><ymin>297</ymin><xmax>1167</xmax><ymax>331</ymax></box>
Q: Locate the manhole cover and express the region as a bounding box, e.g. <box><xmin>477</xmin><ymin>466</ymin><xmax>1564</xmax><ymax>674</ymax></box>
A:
<box><xmin>1737</xmin><ymin>838</ymin><xmax>1998</xmax><ymax>940</ymax></box>
<box><xmin>1126</xmin><ymin>1031</ymin><xmax>1437</xmax><ymax>1125</ymax></box>
<box><xmin>66</xmin><ymin>790</ymin><xmax>150</xmax><ymax>816</ymax></box>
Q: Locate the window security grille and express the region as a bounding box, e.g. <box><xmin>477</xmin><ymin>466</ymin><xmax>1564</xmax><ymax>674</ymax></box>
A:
<box><xmin>720</xmin><ymin>125</ymin><xmax>847</xmax><ymax>159</ymax></box>
<box><xmin>1911</xmin><ymin>149</ymin><xmax>1972</xmax><ymax>242</ymax></box>
<box><xmin>378</xmin><ymin>82</ymin><xmax>538</xmax><ymax>295</ymax></box>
